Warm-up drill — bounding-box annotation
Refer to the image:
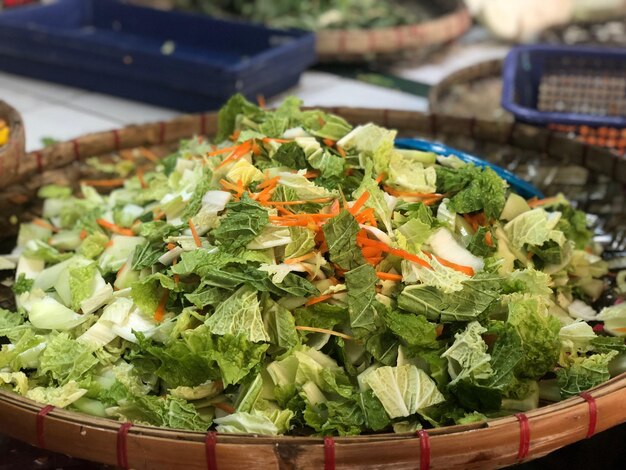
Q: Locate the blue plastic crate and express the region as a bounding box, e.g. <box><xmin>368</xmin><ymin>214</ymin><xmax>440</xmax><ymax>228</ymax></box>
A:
<box><xmin>502</xmin><ymin>45</ymin><xmax>626</xmax><ymax>129</ymax></box>
<box><xmin>0</xmin><ymin>0</ymin><xmax>316</xmax><ymax>111</ymax></box>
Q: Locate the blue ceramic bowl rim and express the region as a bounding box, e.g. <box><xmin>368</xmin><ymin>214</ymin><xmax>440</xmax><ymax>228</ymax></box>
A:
<box><xmin>395</xmin><ymin>137</ymin><xmax>544</xmax><ymax>199</ymax></box>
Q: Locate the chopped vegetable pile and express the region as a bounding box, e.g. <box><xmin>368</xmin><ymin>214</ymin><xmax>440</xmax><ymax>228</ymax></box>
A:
<box><xmin>1</xmin><ymin>95</ymin><xmax>625</xmax><ymax>436</ymax></box>
<box><xmin>177</xmin><ymin>0</ymin><xmax>428</xmax><ymax>30</ymax></box>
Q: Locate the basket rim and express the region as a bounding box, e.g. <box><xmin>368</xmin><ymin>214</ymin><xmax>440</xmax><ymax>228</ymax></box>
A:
<box><xmin>0</xmin><ymin>99</ymin><xmax>26</xmax><ymax>179</ymax></box>
<box><xmin>2</xmin><ymin>370</ymin><xmax>626</xmax><ymax>442</ymax></box>
<box><xmin>315</xmin><ymin>2</ymin><xmax>470</xmax><ymax>59</ymax></box>
<box><xmin>2</xmin><ymin>107</ymin><xmax>626</xmax><ymax>468</ymax></box>
<box><xmin>428</xmin><ymin>58</ymin><xmax>504</xmax><ymax>114</ymax></box>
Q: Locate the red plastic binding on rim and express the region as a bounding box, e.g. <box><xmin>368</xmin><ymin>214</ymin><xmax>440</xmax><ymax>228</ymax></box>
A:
<box><xmin>116</xmin><ymin>422</ymin><xmax>133</xmax><ymax>469</ymax></box>
<box><xmin>580</xmin><ymin>392</ymin><xmax>598</xmax><ymax>438</ymax></box>
<box><xmin>71</xmin><ymin>139</ymin><xmax>80</xmax><ymax>162</ymax></box>
<box><xmin>205</xmin><ymin>431</ymin><xmax>218</xmax><ymax>470</ymax></box>
<box><xmin>515</xmin><ymin>413</ymin><xmax>530</xmax><ymax>461</ymax></box>
<box><xmin>33</xmin><ymin>151</ymin><xmax>43</xmax><ymax>173</ymax></box>
<box><xmin>158</xmin><ymin>122</ymin><xmax>166</xmax><ymax>145</ymax></box>
<box><xmin>36</xmin><ymin>405</ymin><xmax>55</xmax><ymax>449</ymax></box>
<box><xmin>112</xmin><ymin>129</ymin><xmax>121</xmax><ymax>151</ymax></box>
<box><xmin>324</xmin><ymin>436</ymin><xmax>335</xmax><ymax>470</ymax></box>
<box><xmin>200</xmin><ymin>114</ymin><xmax>207</xmax><ymax>136</ymax></box>
<box><xmin>417</xmin><ymin>429</ymin><xmax>430</xmax><ymax>470</ymax></box>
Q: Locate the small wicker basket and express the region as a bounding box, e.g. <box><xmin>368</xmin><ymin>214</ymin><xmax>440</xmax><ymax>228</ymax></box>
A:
<box><xmin>0</xmin><ymin>108</ymin><xmax>625</xmax><ymax>469</ymax></box>
<box><xmin>316</xmin><ymin>2</ymin><xmax>471</xmax><ymax>62</ymax></box>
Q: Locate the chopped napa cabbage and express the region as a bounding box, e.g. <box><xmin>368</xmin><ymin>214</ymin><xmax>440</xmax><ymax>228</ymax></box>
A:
<box><xmin>364</xmin><ymin>365</ymin><xmax>445</xmax><ymax>419</ymax></box>
<box><xmin>597</xmin><ymin>303</ymin><xmax>626</xmax><ymax>337</ymax></box>
<box><xmin>441</xmin><ymin>321</ymin><xmax>493</xmax><ymax>384</ymax></box>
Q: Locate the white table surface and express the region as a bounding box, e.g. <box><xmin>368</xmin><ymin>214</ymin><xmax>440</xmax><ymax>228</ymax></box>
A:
<box><xmin>0</xmin><ymin>33</ymin><xmax>508</xmax><ymax>152</ymax></box>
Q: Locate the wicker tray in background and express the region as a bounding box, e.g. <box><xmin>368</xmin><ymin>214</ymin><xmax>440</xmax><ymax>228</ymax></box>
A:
<box><xmin>129</xmin><ymin>0</ymin><xmax>471</xmax><ymax>63</ymax></box>
<box><xmin>429</xmin><ymin>58</ymin><xmax>626</xmax><ymax>156</ymax></box>
<box><xmin>316</xmin><ymin>0</ymin><xmax>471</xmax><ymax>62</ymax></box>
<box><xmin>0</xmin><ymin>100</ymin><xmax>25</xmax><ymax>183</ymax></box>
<box><xmin>0</xmin><ymin>109</ymin><xmax>626</xmax><ymax>469</ymax></box>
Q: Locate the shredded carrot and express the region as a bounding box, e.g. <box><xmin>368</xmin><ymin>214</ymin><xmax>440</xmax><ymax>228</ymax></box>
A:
<box><xmin>207</xmin><ymin>144</ymin><xmax>239</xmax><ymax>156</ymax></box>
<box><xmin>322</xmin><ymin>138</ymin><xmax>336</xmax><ymax>147</ymax></box>
<box><xmin>376</xmin><ymin>272</ymin><xmax>403</xmax><ymax>281</ymax></box>
<box><xmin>255</xmin><ymin>186</ymin><xmax>276</xmax><ymax>204</ymax></box>
<box><xmin>528</xmin><ymin>196</ymin><xmax>560</xmax><ymax>208</ymax></box>
<box><xmin>256</xmin><ymin>94</ymin><xmax>266</xmax><ymax>108</ymax></box>
<box><xmin>295</xmin><ymin>326</ymin><xmax>355</xmax><ymax>341</ymax></box>
<box><xmin>285</xmin><ymin>252</ymin><xmax>317</xmax><ymax>264</ymax></box>
<box><xmin>215</xmin><ymin>140</ymin><xmax>253</xmax><ymax>170</ymax></box>
<box><xmin>302</xmin><ymin>170</ymin><xmax>321</xmax><ymax>179</ymax></box>
<box><xmin>79</xmin><ymin>229</ymin><xmax>88</xmax><ymax>240</ymax></box>
<box><xmin>167</xmin><ymin>242</ymin><xmax>176</xmax><ymax>251</ymax></box>
<box><xmin>268</xmin><ymin>197</ymin><xmax>334</xmax><ymax>206</ymax></box>
<box><xmin>463</xmin><ymin>212</ymin><xmax>487</xmax><ymax>231</ymax></box>
<box><xmin>275</xmin><ymin>206</ymin><xmax>295</xmax><ymax>217</ymax></box>
<box><xmin>213</xmin><ymin>402</ymin><xmax>236</xmax><ymax>414</ymax></box>
<box><xmin>355</xmin><ymin>208</ymin><xmax>377</xmax><ymax>226</ymax></box>
<box><xmin>362</xmin><ymin>246</ymin><xmax>383</xmax><ymax>258</ymax></box>
<box><xmin>251</xmin><ymin>139</ymin><xmax>261</xmax><ymax>156</ymax></box>
<box><xmin>153</xmin><ymin>210</ymin><xmax>166</xmax><ymax>221</ymax></box>
<box><xmin>389</xmin><ymin>247</ymin><xmax>431</xmax><ymax>269</ymax></box>
<box><xmin>154</xmin><ymin>289</ymin><xmax>169</xmax><ymax>322</ymax></box>
<box><xmin>104</xmin><ymin>240</ymin><xmax>114</xmax><ymax>248</ymax></box>
<box><xmin>136</xmin><ymin>167</ymin><xmax>147</xmax><ymax>189</ymax></box>
<box><xmin>119</xmin><ymin>149</ymin><xmax>135</xmax><ymax>161</ymax></box>
<box><xmin>383</xmin><ymin>186</ymin><xmax>444</xmax><ymax>200</ymax></box>
<box><xmin>337</xmin><ymin>146</ymin><xmax>346</xmax><ymax>158</ymax></box>
<box><xmin>270</xmin><ymin>213</ymin><xmax>334</xmax><ymax>220</ymax></box>
<box><xmin>257</xmin><ymin>176</ymin><xmax>280</xmax><ymax>190</ymax></box>
<box><xmin>330</xmin><ymin>199</ymin><xmax>340</xmax><ymax>215</ymax></box>
<box><xmin>116</xmin><ymin>263</ymin><xmax>126</xmax><ymax>278</ymax></box>
<box><xmin>188</xmin><ymin>219</ymin><xmax>202</xmax><ymax>248</ymax></box>
<box><xmin>612</xmin><ymin>327</ymin><xmax>626</xmax><ymax>333</ymax></box>
<box><xmin>350</xmin><ymin>191</ymin><xmax>370</xmax><ymax>215</ymax></box>
<box><xmin>375</xmin><ymin>173</ymin><xmax>385</xmax><ymax>184</ymax></box>
<box><xmin>427</xmin><ymin>197</ymin><xmax>447</xmax><ymax>206</ymax></box>
<box><xmin>304</xmin><ymin>293</ymin><xmax>335</xmax><ymax>306</ymax></box>
<box><xmin>80</xmin><ymin>178</ymin><xmax>126</xmax><ymax>188</ymax></box>
<box><xmin>96</xmin><ymin>218</ymin><xmax>135</xmax><ymax>236</ymax></box>
<box><xmin>139</xmin><ymin>147</ymin><xmax>159</xmax><ymax>163</ymax></box>
<box><xmin>434</xmin><ymin>256</ymin><xmax>475</xmax><ymax>276</ymax></box>
<box><xmin>435</xmin><ymin>324</ymin><xmax>444</xmax><ymax>337</ymax></box>
<box><xmin>230</xmin><ymin>129</ymin><xmax>241</xmax><ymax>141</ymax></box>
<box><xmin>485</xmin><ymin>231</ymin><xmax>494</xmax><ymax>247</ymax></box>
<box><xmin>220</xmin><ymin>179</ymin><xmax>244</xmax><ymax>197</ymax></box>
<box><xmin>317</xmin><ymin>116</ymin><xmax>325</xmax><ymax>127</ymax></box>
<box><xmin>261</xmin><ymin>137</ymin><xmax>291</xmax><ymax>144</ymax></box>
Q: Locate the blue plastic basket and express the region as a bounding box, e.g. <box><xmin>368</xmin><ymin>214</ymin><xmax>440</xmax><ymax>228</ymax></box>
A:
<box><xmin>0</xmin><ymin>0</ymin><xmax>316</xmax><ymax>111</ymax></box>
<box><xmin>502</xmin><ymin>45</ymin><xmax>626</xmax><ymax>129</ymax></box>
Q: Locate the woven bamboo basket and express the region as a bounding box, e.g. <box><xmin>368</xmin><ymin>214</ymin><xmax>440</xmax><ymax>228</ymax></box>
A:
<box><xmin>428</xmin><ymin>58</ymin><xmax>508</xmax><ymax>121</ymax></box>
<box><xmin>0</xmin><ymin>100</ymin><xmax>25</xmax><ymax>183</ymax></box>
<box><xmin>315</xmin><ymin>1</ymin><xmax>471</xmax><ymax>62</ymax></box>
<box><xmin>1</xmin><ymin>107</ymin><xmax>626</xmax><ymax>469</ymax></box>
<box><xmin>429</xmin><ymin>58</ymin><xmax>626</xmax><ymax>156</ymax></box>
<box><xmin>128</xmin><ymin>0</ymin><xmax>470</xmax><ymax>63</ymax></box>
